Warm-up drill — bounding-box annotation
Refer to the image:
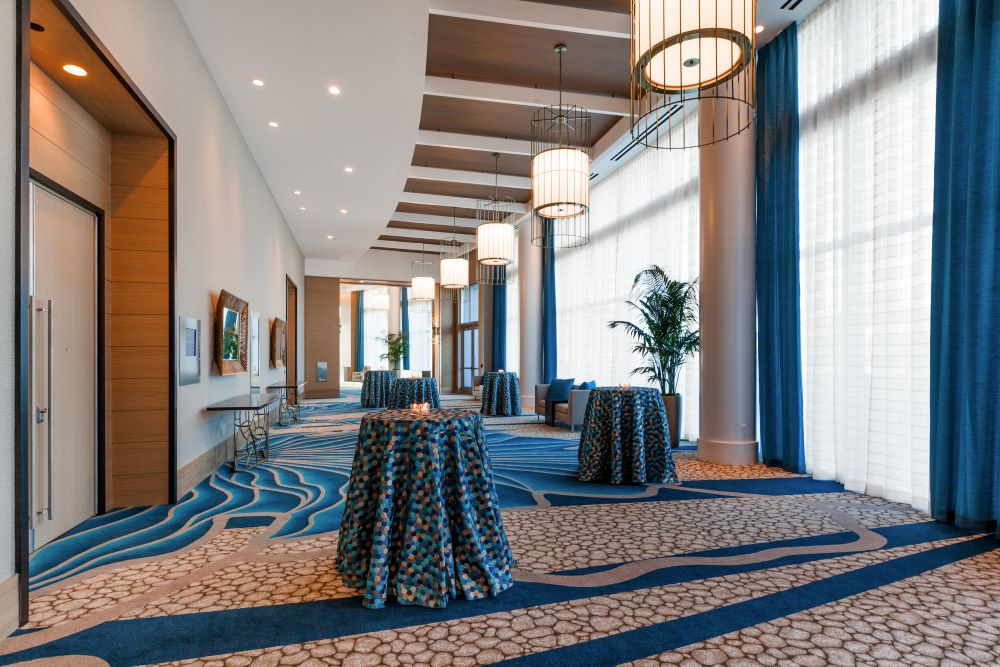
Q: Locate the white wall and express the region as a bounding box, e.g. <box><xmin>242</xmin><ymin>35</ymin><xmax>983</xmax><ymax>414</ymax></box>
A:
<box><xmin>308</xmin><ymin>249</ymin><xmax>439</xmax><ymax>284</ymax></box>
<box><xmin>71</xmin><ymin>0</ymin><xmax>305</xmax><ymax>471</ymax></box>
<box><xmin>0</xmin><ymin>0</ymin><xmax>16</xmax><ymax>587</ymax></box>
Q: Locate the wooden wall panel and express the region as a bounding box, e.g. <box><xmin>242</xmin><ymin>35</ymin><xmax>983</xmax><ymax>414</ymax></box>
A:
<box><xmin>108</xmin><ymin>133</ymin><xmax>170</xmax><ymax>508</ymax></box>
<box><xmin>304</xmin><ymin>277</ymin><xmax>341</xmax><ymax>399</ymax></box>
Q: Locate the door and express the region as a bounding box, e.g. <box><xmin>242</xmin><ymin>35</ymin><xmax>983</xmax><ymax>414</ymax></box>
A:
<box><xmin>286</xmin><ymin>277</ymin><xmax>298</xmax><ymax>403</ymax></box>
<box><xmin>30</xmin><ymin>183</ymin><xmax>97</xmax><ymax>550</ymax></box>
<box><xmin>460</xmin><ymin>326</ymin><xmax>479</xmax><ymax>394</ymax></box>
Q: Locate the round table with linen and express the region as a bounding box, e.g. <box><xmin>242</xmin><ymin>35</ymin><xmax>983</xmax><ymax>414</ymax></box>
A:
<box><xmin>577</xmin><ymin>387</ymin><xmax>678</xmax><ymax>484</ymax></box>
<box><xmin>335</xmin><ymin>408</ymin><xmax>515</xmax><ymax>609</ymax></box>
<box><xmin>389</xmin><ymin>377</ymin><xmax>441</xmax><ymax>409</ymax></box>
<box><xmin>360</xmin><ymin>370</ymin><xmax>396</xmax><ymax>408</ymax></box>
<box><xmin>480</xmin><ymin>371</ymin><xmax>522</xmax><ymax>416</ymax></box>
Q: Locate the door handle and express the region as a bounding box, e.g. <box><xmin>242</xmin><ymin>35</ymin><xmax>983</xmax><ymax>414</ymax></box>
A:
<box><xmin>35</xmin><ymin>300</ymin><xmax>53</xmax><ymax>520</ymax></box>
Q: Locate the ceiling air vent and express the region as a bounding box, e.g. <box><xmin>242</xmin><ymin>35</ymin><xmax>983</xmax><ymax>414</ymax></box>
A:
<box><xmin>780</xmin><ymin>0</ymin><xmax>805</xmax><ymax>10</ymax></box>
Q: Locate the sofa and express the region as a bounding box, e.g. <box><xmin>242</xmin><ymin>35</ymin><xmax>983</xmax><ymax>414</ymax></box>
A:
<box><xmin>535</xmin><ymin>383</ymin><xmax>592</xmax><ymax>431</ymax></box>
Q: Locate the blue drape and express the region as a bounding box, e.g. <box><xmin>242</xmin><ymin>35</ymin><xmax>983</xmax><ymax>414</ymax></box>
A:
<box><xmin>353</xmin><ymin>291</ymin><xmax>364</xmax><ymax>372</ymax></box>
<box><xmin>755</xmin><ymin>24</ymin><xmax>805</xmax><ymax>474</ymax></box>
<box><xmin>930</xmin><ymin>0</ymin><xmax>1000</xmax><ymax>534</ymax></box>
<box><xmin>491</xmin><ymin>282</ymin><xmax>506</xmax><ymax>371</ymax></box>
<box><xmin>541</xmin><ymin>222</ymin><xmax>558</xmax><ymax>383</ymax></box>
<box><xmin>400</xmin><ymin>288</ymin><xmax>410</xmax><ymax>370</ymax></box>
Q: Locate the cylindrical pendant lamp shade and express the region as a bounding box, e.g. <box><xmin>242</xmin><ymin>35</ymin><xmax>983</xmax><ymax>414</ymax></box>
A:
<box><xmin>631</xmin><ymin>0</ymin><xmax>756</xmax><ymax>149</ymax></box>
<box><xmin>531</xmin><ymin>147</ymin><xmax>590</xmax><ymax>218</ymax></box>
<box><xmin>440</xmin><ymin>257</ymin><xmax>469</xmax><ymax>290</ymax></box>
<box><xmin>410</xmin><ymin>276</ymin><xmax>435</xmax><ymax>301</ymax></box>
<box><xmin>476</xmin><ymin>222</ymin><xmax>516</xmax><ymax>266</ymax></box>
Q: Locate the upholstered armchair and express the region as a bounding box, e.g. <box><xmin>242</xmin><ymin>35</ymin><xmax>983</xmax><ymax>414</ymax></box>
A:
<box><xmin>534</xmin><ymin>384</ymin><xmax>592</xmax><ymax>431</ymax></box>
<box><xmin>351</xmin><ymin>366</ymin><xmax>370</xmax><ymax>382</ymax></box>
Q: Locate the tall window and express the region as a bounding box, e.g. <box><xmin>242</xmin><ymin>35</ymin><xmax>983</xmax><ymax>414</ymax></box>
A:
<box><xmin>362</xmin><ymin>286</ymin><xmax>389</xmax><ymax>369</ymax></box>
<box><xmin>407</xmin><ymin>298</ymin><xmax>433</xmax><ymax>373</ymax></box>
<box><xmin>798</xmin><ymin>0</ymin><xmax>937</xmax><ymax>510</ymax></box>
<box><xmin>555</xmin><ymin>124</ymin><xmax>701</xmax><ymax>442</ymax></box>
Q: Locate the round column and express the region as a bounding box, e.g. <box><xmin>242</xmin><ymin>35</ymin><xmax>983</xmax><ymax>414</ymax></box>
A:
<box><xmin>698</xmin><ymin>101</ymin><xmax>759</xmax><ymax>465</ymax></box>
<box><xmin>518</xmin><ymin>220</ymin><xmax>542</xmax><ymax>411</ymax></box>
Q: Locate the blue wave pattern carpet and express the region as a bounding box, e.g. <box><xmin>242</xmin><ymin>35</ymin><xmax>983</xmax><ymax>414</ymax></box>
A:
<box><xmin>4</xmin><ymin>394</ymin><xmax>1000</xmax><ymax>666</ymax></box>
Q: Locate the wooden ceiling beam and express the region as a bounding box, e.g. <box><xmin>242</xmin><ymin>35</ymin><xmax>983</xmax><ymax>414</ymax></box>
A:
<box><xmin>416</xmin><ymin>130</ymin><xmax>531</xmax><ymax>156</ymax></box>
<box><xmin>409</xmin><ymin>164</ymin><xmax>531</xmax><ymax>190</ymax></box>
<box><xmin>428</xmin><ymin>0</ymin><xmax>629</xmax><ymax>39</ymax></box>
<box><xmin>424</xmin><ymin>76</ymin><xmax>630</xmax><ymax>117</ymax></box>
<box><xmin>398</xmin><ymin>191</ymin><xmax>529</xmax><ymax>213</ymax></box>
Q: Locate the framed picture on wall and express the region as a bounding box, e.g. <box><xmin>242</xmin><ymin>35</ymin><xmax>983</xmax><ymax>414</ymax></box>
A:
<box><xmin>215</xmin><ymin>290</ymin><xmax>249</xmax><ymax>375</ymax></box>
<box><xmin>271</xmin><ymin>318</ymin><xmax>287</xmax><ymax>369</ymax></box>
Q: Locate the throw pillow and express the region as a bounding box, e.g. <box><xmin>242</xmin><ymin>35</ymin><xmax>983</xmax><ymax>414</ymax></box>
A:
<box><xmin>547</xmin><ymin>378</ymin><xmax>575</xmax><ymax>402</ymax></box>
<box><xmin>579</xmin><ymin>380</ymin><xmax>597</xmax><ymax>391</ymax></box>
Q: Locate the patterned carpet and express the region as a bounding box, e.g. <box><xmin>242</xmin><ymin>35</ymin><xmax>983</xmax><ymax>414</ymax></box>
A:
<box><xmin>3</xmin><ymin>393</ymin><xmax>999</xmax><ymax>666</ymax></box>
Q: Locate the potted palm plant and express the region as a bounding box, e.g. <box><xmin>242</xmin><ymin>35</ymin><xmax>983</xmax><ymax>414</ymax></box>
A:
<box><xmin>379</xmin><ymin>332</ymin><xmax>409</xmax><ymax>373</ymax></box>
<box><xmin>608</xmin><ymin>265</ymin><xmax>700</xmax><ymax>447</ymax></box>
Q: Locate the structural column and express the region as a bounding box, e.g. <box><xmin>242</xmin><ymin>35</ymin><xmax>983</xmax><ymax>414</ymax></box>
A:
<box><xmin>387</xmin><ymin>286</ymin><xmax>401</xmax><ymax>335</ymax></box>
<box><xmin>518</xmin><ymin>220</ymin><xmax>542</xmax><ymax>410</ymax></box>
<box><xmin>698</xmin><ymin>101</ymin><xmax>759</xmax><ymax>465</ymax></box>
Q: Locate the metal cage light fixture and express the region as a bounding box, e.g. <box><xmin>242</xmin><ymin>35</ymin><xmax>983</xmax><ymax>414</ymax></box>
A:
<box><xmin>440</xmin><ymin>208</ymin><xmax>470</xmax><ymax>293</ymax></box>
<box><xmin>476</xmin><ymin>154</ymin><xmax>516</xmax><ymax>286</ymax></box>
<box><xmin>530</xmin><ymin>43</ymin><xmax>591</xmax><ymax>249</ymax></box>
<box><xmin>631</xmin><ymin>0</ymin><xmax>757</xmax><ymax>149</ymax></box>
<box><xmin>410</xmin><ymin>245</ymin><xmax>435</xmax><ymax>302</ymax></box>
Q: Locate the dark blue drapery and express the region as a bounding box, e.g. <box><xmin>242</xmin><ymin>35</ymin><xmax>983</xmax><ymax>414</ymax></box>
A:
<box><xmin>755</xmin><ymin>24</ymin><xmax>805</xmax><ymax>474</ymax></box>
<box><xmin>930</xmin><ymin>0</ymin><xmax>1000</xmax><ymax>534</ymax></box>
<box><xmin>491</xmin><ymin>283</ymin><xmax>507</xmax><ymax>372</ymax></box>
<box><xmin>400</xmin><ymin>287</ymin><xmax>410</xmax><ymax>370</ymax></box>
<box><xmin>541</xmin><ymin>223</ymin><xmax>557</xmax><ymax>384</ymax></box>
<box><xmin>354</xmin><ymin>291</ymin><xmax>365</xmax><ymax>372</ymax></box>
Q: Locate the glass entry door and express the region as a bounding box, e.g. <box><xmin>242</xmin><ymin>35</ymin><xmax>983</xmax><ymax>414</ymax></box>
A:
<box><xmin>460</xmin><ymin>326</ymin><xmax>479</xmax><ymax>394</ymax></box>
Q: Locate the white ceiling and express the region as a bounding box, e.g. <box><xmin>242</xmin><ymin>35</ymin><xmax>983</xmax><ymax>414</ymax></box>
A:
<box><xmin>174</xmin><ymin>0</ymin><xmax>430</xmax><ymax>262</ymax></box>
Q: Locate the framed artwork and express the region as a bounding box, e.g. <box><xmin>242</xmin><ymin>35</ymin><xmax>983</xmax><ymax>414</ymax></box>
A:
<box><xmin>271</xmin><ymin>317</ymin><xmax>287</xmax><ymax>369</ymax></box>
<box><xmin>215</xmin><ymin>289</ymin><xmax>249</xmax><ymax>376</ymax></box>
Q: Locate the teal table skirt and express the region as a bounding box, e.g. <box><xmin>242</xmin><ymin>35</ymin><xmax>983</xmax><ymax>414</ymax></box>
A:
<box><xmin>360</xmin><ymin>370</ymin><xmax>396</xmax><ymax>408</ymax></box>
<box><xmin>578</xmin><ymin>387</ymin><xmax>678</xmax><ymax>484</ymax></box>
<box><xmin>389</xmin><ymin>377</ymin><xmax>441</xmax><ymax>409</ymax></box>
<box><xmin>336</xmin><ymin>409</ymin><xmax>514</xmax><ymax>608</ymax></box>
<box><xmin>480</xmin><ymin>372</ymin><xmax>522</xmax><ymax>416</ymax></box>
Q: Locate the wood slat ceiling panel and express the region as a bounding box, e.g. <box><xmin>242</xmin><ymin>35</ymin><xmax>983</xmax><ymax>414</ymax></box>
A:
<box><xmin>396</xmin><ymin>202</ymin><xmax>480</xmax><ymax>220</ymax></box>
<box><xmin>426</xmin><ymin>14</ymin><xmax>629</xmax><ymax>98</ymax></box>
<box><xmin>525</xmin><ymin>0</ymin><xmax>629</xmax><ymax>13</ymax></box>
<box><xmin>388</xmin><ymin>220</ymin><xmax>477</xmax><ymax>236</ymax></box>
<box><xmin>404</xmin><ymin>178</ymin><xmax>530</xmax><ymax>203</ymax></box>
<box><xmin>412</xmin><ymin>145</ymin><xmax>531</xmax><ymax>178</ymax></box>
<box><xmin>31</xmin><ymin>0</ymin><xmax>162</xmax><ymax>136</ymax></box>
<box><xmin>420</xmin><ymin>95</ymin><xmax>619</xmax><ymax>144</ymax></box>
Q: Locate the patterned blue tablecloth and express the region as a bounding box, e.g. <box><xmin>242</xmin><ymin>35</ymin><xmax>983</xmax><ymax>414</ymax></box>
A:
<box><xmin>360</xmin><ymin>370</ymin><xmax>396</xmax><ymax>408</ymax></box>
<box><xmin>480</xmin><ymin>372</ymin><xmax>522</xmax><ymax>416</ymax></box>
<box><xmin>389</xmin><ymin>377</ymin><xmax>441</xmax><ymax>409</ymax></box>
<box><xmin>578</xmin><ymin>387</ymin><xmax>678</xmax><ymax>484</ymax></box>
<box><xmin>336</xmin><ymin>409</ymin><xmax>515</xmax><ymax>609</ymax></box>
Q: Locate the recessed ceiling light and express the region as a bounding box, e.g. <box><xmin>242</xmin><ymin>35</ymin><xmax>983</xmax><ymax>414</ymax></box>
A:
<box><xmin>63</xmin><ymin>64</ymin><xmax>87</xmax><ymax>77</ymax></box>
<box><xmin>299</xmin><ymin>206</ymin><xmax>307</xmax><ymax>211</ymax></box>
<box><xmin>344</xmin><ymin>166</ymin><xmax>354</xmax><ymax>173</ymax></box>
<box><xmin>268</xmin><ymin>121</ymin><xmax>279</xmax><ymax>127</ymax></box>
<box><xmin>340</xmin><ymin>209</ymin><xmax>348</xmax><ymax>214</ymax></box>
<box><xmin>326</xmin><ymin>235</ymin><xmax>334</xmax><ymax>239</ymax></box>
<box><xmin>328</xmin><ymin>85</ymin><xmax>341</xmax><ymax>95</ymax></box>
<box><xmin>251</xmin><ymin>79</ymin><xmax>264</xmax><ymax>87</ymax></box>
<box><xmin>755</xmin><ymin>25</ymin><xmax>765</xmax><ymax>34</ymax></box>
<box><xmin>293</xmin><ymin>190</ymin><xmax>302</xmax><ymax>195</ymax></box>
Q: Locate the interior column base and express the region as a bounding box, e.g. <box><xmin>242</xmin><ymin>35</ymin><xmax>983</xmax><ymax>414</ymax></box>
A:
<box><xmin>697</xmin><ymin>438</ymin><xmax>759</xmax><ymax>466</ymax></box>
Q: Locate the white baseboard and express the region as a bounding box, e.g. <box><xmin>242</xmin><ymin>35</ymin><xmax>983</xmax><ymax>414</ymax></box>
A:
<box><xmin>0</xmin><ymin>574</ymin><xmax>20</xmax><ymax>637</ymax></box>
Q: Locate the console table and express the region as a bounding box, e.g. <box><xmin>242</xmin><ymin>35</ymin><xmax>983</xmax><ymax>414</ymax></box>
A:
<box><xmin>206</xmin><ymin>392</ymin><xmax>280</xmax><ymax>472</ymax></box>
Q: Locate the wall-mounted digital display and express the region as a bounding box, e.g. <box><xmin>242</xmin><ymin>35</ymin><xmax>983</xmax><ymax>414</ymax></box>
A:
<box><xmin>179</xmin><ymin>316</ymin><xmax>201</xmax><ymax>386</ymax></box>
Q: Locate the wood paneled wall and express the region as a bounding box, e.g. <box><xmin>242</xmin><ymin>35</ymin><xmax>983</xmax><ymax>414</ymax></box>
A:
<box><xmin>304</xmin><ymin>277</ymin><xmax>340</xmax><ymax>399</ymax></box>
<box><xmin>106</xmin><ymin>135</ymin><xmax>170</xmax><ymax>507</ymax></box>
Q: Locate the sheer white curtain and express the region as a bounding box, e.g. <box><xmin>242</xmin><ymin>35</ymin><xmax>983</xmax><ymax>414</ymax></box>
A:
<box><xmin>407</xmin><ymin>298</ymin><xmax>433</xmax><ymax>373</ymax></box>
<box><xmin>555</xmin><ymin>128</ymin><xmax>701</xmax><ymax>441</ymax></box>
<box><xmin>363</xmin><ymin>287</ymin><xmax>389</xmax><ymax>369</ymax></box>
<box><xmin>798</xmin><ymin>0</ymin><xmax>937</xmax><ymax>510</ymax></box>
<box><xmin>505</xmin><ymin>242</ymin><xmax>520</xmax><ymax>374</ymax></box>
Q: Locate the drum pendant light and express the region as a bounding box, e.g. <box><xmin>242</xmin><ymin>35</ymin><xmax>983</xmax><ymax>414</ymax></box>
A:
<box><xmin>440</xmin><ymin>208</ymin><xmax>469</xmax><ymax>291</ymax></box>
<box><xmin>530</xmin><ymin>43</ymin><xmax>591</xmax><ymax>249</ymax></box>
<box><xmin>476</xmin><ymin>154</ymin><xmax>516</xmax><ymax>286</ymax></box>
<box><xmin>631</xmin><ymin>0</ymin><xmax>757</xmax><ymax>149</ymax></box>
<box><xmin>410</xmin><ymin>244</ymin><xmax>435</xmax><ymax>301</ymax></box>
